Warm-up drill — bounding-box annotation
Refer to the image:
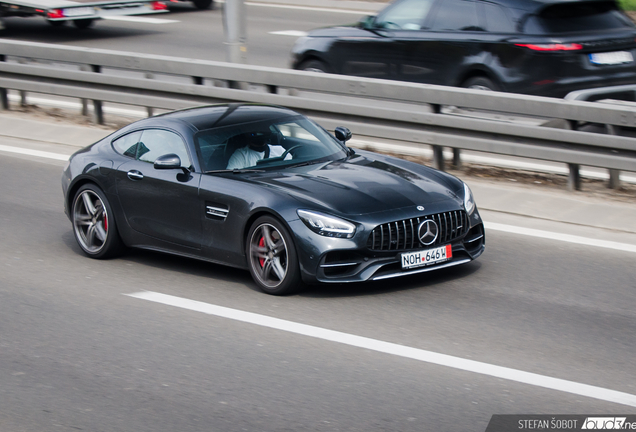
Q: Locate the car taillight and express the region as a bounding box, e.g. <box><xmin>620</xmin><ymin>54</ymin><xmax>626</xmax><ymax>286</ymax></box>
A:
<box><xmin>151</xmin><ymin>1</ymin><xmax>168</xmax><ymax>10</ymax></box>
<box><xmin>47</xmin><ymin>9</ymin><xmax>65</xmax><ymax>18</ymax></box>
<box><xmin>515</xmin><ymin>43</ymin><xmax>583</xmax><ymax>51</ymax></box>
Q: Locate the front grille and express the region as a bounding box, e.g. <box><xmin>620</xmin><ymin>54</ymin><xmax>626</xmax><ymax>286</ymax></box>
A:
<box><xmin>367</xmin><ymin>211</ymin><xmax>468</xmax><ymax>251</ymax></box>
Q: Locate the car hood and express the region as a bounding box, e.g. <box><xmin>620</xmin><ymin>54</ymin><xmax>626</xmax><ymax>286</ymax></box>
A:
<box><xmin>245</xmin><ymin>157</ymin><xmax>461</xmax><ymax>217</ymax></box>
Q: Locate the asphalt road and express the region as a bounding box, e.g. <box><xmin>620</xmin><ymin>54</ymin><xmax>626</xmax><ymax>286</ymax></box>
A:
<box><xmin>1</xmin><ymin>146</ymin><xmax>636</xmax><ymax>431</ymax></box>
<box><xmin>0</xmin><ymin>2</ymin><xmax>353</xmax><ymax>67</ymax></box>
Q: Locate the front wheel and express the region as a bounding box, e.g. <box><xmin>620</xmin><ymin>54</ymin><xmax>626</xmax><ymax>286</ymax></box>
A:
<box><xmin>461</xmin><ymin>76</ymin><xmax>499</xmax><ymax>92</ymax></box>
<box><xmin>247</xmin><ymin>216</ymin><xmax>302</xmax><ymax>295</ymax></box>
<box><xmin>299</xmin><ymin>59</ymin><xmax>329</xmax><ymax>73</ymax></box>
<box><xmin>72</xmin><ymin>184</ymin><xmax>125</xmax><ymax>259</ymax></box>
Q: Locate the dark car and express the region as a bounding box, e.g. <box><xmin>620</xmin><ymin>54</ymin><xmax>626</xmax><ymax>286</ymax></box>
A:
<box><xmin>61</xmin><ymin>104</ymin><xmax>485</xmax><ymax>295</ymax></box>
<box><xmin>291</xmin><ymin>0</ymin><xmax>636</xmax><ymax>98</ymax></box>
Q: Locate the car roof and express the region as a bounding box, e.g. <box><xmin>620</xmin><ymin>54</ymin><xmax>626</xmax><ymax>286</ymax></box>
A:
<box><xmin>151</xmin><ymin>104</ymin><xmax>300</xmax><ymax>131</ymax></box>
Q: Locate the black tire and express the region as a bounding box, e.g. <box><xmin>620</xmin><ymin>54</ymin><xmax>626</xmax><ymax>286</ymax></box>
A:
<box><xmin>461</xmin><ymin>76</ymin><xmax>499</xmax><ymax>91</ymax></box>
<box><xmin>299</xmin><ymin>59</ymin><xmax>329</xmax><ymax>73</ymax></box>
<box><xmin>72</xmin><ymin>184</ymin><xmax>125</xmax><ymax>259</ymax></box>
<box><xmin>192</xmin><ymin>0</ymin><xmax>213</xmax><ymax>9</ymax></box>
<box><xmin>73</xmin><ymin>19</ymin><xmax>95</xmax><ymax>29</ymax></box>
<box><xmin>246</xmin><ymin>216</ymin><xmax>302</xmax><ymax>295</ymax></box>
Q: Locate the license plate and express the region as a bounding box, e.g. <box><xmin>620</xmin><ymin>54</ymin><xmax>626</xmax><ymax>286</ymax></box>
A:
<box><xmin>589</xmin><ymin>51</ymin><xmax>633</xmax><ymax>65</ymax></box>
<box><xmin>63</xmin><ymin>7</ymin><xmax>95</xmax><ymax>17</ymax></box>
<box><xmin>401</xmin><ymin>245</ymin><xmax>452</xmax><ymax>269</ymax></box>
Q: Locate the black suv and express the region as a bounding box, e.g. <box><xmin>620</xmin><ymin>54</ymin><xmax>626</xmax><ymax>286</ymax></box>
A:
<box><xmin>291</xmin><ymin>0</ymin><xmax>636</xmax><ymax>97</ymax></box>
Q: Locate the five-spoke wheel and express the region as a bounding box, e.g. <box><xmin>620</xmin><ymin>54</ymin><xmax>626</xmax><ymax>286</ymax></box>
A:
<box><xmin>72</xmin><ymin>184</ymin><xmax>124</xmax><ymax>259</ymax></box>
<box><xmin>247</xmin><ymin>216</ymin><xmax>301</xmax><ymax>295</ymax></box>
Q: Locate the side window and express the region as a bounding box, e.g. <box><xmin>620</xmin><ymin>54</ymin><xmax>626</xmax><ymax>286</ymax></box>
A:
<box><xmin>138</xmin><ymin>129</ymin><xmax>190</xmax><ymax>168</ymax></box>
<box><xmin>430</xmin><ymin>0</ymin><xmax>482</xmax><ymax>31</ymax></box>
<box><xmin>112</xmin><ymin>131</ymin><xmax>142</xmax><ymax>158</ymax></box>
<box><xmin>481</xmin><ymin>2</ymin><xmax>515</xmax><ymax>33</ymax></box>
<box><xmin>375</xmin><ymin>0</ymin><xmax>435</xmax><ymax>30</ymax></box>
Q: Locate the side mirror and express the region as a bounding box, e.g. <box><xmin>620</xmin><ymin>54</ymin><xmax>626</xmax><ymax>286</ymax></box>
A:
<box><xmin>359</xmin><ymin>15</ymin><xmax>376</xmax><ymax>30</ymax></box>
<box><xmin>334</xmin><ymin>126</ymin><xmax>352</xmax><ymax>142</ymax></box>
<box><xmin>154</xmin><ymin>153</ymin><xmax>181</xmax><ymax>170</ymax></box>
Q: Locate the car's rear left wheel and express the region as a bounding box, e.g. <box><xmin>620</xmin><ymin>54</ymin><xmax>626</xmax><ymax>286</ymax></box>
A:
<box><xmin>247</xmin><ymin>216</ymin><xmax>301</xmax><ymax>295</ymax></box>
<box><xmin>72</xmin><ymin>184</ymin><xmax>124</xmax><ymax>259</ymax></box>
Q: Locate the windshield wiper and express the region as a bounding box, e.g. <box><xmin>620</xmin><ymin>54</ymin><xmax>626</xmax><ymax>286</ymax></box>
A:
<box><xmin>204</xmin><ymin>168</ymin><xmax>266</xmax><ymax>174</ymax></box>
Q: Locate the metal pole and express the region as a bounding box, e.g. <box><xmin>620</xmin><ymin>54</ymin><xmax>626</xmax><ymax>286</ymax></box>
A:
<box><xmin>223</xmin><ymin>0</ymin><xmax>247</xmax><ymax>64</ymax></box>
<box><xmin>223</xmin><ymin>0</ymin><xmax>247</xmax><ymax>89</ymax></box>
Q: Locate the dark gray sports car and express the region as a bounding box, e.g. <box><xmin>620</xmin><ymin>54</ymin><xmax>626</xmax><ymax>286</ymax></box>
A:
<box><xmin>62</xmin><ymin>104</ymin><xmax>485</xmax><ymax>295</ymax></box>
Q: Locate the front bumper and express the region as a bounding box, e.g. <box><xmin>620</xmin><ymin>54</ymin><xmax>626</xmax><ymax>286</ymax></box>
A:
<box><xmin>292</xmin><ymin>208</ymin><xmax>485</xmax><ymax>284</ymax></box>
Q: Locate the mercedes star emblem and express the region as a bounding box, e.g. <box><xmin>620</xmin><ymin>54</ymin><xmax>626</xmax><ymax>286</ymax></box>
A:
<box><xmin>418</xmin><ymin>219</ymin><xmax>439</xmax><ymax>246</ymax></box>
<box><xmin>417</xmin><ymin>206</ymin><xmax>425</xmax><ymax>211</ymax></box>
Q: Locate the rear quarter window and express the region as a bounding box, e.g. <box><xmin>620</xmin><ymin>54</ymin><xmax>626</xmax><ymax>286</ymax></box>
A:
<box><xmin>481</xmin><ymin>2</ymin><xmax>515</xmax><ymax>33</ymax></box>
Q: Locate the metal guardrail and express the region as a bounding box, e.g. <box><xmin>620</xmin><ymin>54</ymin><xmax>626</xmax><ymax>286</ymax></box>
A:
<box><xmin>1</xmin><ymin>39</ymin><xmax>635</xmax><ymax>190</ymax></box>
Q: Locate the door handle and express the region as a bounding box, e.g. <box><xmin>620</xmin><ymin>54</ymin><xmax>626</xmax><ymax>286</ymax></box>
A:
<box><xmin>127</xmin><ymin>170</ymin><xmax>144</xmax><ymax>181</ymax></box>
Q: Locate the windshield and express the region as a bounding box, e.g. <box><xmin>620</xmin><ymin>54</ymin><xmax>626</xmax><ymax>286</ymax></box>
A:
<box><xmin>194</xmin><ymin>115</ymin><xmax>348</xmax><ymax>172</ymax></box>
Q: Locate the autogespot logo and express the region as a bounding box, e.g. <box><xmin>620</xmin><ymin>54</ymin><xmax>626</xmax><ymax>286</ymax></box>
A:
<box><xmin>418</xmin><ymin>219</ymin><xmax>438</xmax><ymax>246</ymax></box>
<box><xmin>582</xmin><ymin>417</ymin><xmax>629</xmax><ymax>429</ymax></box>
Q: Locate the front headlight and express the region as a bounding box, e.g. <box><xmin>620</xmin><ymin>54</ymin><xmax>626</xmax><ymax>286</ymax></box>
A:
<box><xmin>463</xmin><ymin>183</ymin><xmax>475</xmax><ymax>215</ymax></box>
<box><xmin>297</xmin><ymin>209</ymin><xmax>356</xmax><ymax>239</ymax></box>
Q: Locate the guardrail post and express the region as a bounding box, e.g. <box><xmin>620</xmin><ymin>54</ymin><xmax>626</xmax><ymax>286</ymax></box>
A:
<box><xmin>90</xmin><ymin>65</ymin><xmax>104</xmax><ymax>125</ymax></box>
<box><xmin>568</xmin><ymin>164</ymin><xmax>581</xmax><ymax>191</ymax></box>
<box><xmin>452</xmin><ymin>148</ymin><xmax>461</xmax><ymax>168</ymax></box>
<box><xmin>432</xmin><ymin>145</ymin><xmax>445</xmax><ymax>171</ymax></box>
<box><xmin>146</xmin><ymin>73</ymin><xmax>156</xmax><ymax>117</ymax></box>
<box><xmin>0</xmin><ymin>55</ymin><xmax>8</xmax><ymax>110</ymax></box>
<box><xmin>605</xmin><ymin>124</ymin><xmax>621</xmax><ymax>189</ymax></box>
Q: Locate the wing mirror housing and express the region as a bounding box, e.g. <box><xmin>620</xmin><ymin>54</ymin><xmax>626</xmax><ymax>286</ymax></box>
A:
<box><xmin>154</xmin><ymin>153</ymin><xmax>192</xmax><ymax>177</ymax></box>
<box><xmin>154</xmin><ymin>153</ymin><xmax>182</xmax><ymax>170</ymax></box>
<box><xmin>359</xmin><ymin>15</ymin><xmax>376</xmax><ymax>30</ymax></box>
<box><xmin>334</xmin><ymin>126</ymin><xmax>352</xmax><ymax>142</ymax></box>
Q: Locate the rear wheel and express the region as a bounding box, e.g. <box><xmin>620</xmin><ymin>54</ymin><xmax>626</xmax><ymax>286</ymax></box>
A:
<box><xmin>299</xmin><ymin>59</ymin><xmax>329</xmax><ymax>73</ymax></box>
<box><xmin>72</xmin><ymin>184</ymin><xmax>125</xmax><ymax>259</ymax></box>
<box><xmin>192</xmin><ymin>0</ymin><xmax>214</xmax><ymax>9</ymax></box>
<box><xmin>247</xmin><ymin>216</ymin><xmax>302</xmax><ymax>295</ymax></box>
<box><xmin>73</xmin><ymin>19</ymin><xmax>95</xmax><ymax>29</ymax></box>
<box><xmin>461</xmin><ymin>76</ymin><xmax>499</xmax><ymax>91</ymax></box>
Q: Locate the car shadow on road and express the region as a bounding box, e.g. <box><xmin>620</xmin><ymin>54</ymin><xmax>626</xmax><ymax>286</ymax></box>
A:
<box><xmin>300</xmin><ymin>262</ymin><xmax>482</xmax><ymax>298</ymax></box>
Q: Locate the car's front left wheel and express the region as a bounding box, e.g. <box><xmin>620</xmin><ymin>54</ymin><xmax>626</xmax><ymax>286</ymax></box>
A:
<box><xmin>72</xmin><ymin>184</ymin><xmax>125</xmax><ymax>259</ymax></box>
<box><xmin>247</xmin><ymin>216</ymin><xmax>302</xmax><ymax>295</ymax></box>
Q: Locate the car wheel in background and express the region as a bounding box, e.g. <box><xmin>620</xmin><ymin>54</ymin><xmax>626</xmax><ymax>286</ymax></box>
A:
<box><xmin>461</xmin><ymin>76</ymin><xmax>499</xmax><ymax>91</ymax></box>
<box><xmin>299</xmin><ymin>60</ymin><xmax>329</xmax><ymax>73</ymax></box>
<box><xmin>73</xmin><ymin>19</ymin><xmax>95</xmax><ymax>29</ymax></box>
<box><xmin>247</xmin><ymin>216</ymin><xmax>302</xmax><ymax>295</ymax></box>
<box><xmin>192</xmin><ymin>0</ymin><xmax>214</xmax><ymax>9</ymax></box>
<box><xmin>72</xmin><ymin>184</ymin><xmax>125</xmax><ymax>259</ymax></box>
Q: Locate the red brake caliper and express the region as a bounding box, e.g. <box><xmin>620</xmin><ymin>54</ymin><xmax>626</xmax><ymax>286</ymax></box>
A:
<box><xmin>104</xmin><ymin>214</ymin><xmax>108</xmax><ymax>232</ymax></box>
<box><xmin>259</xmin><ymin>237</ymin><xmax>265</xmax><ymax>267</ymax></box>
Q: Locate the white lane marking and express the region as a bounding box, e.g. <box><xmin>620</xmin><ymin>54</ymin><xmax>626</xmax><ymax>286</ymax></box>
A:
<box><xmin>485</xmin><ymin>222</ymin><xmax>636</xmax><ymax>254</ymax></box>
<box><xmin>0</xmin><ymin>144</ymin><xmax>69</xmax><ymax>161</ymax></box>
<box><xmin>126</xmin><ymin>290</ymin><xmax>636</xmax><ymax>408</ymax></box>
<box><xmin>245</xmin><ymin>2</ymin><xmax>373</xmax><ymax>14</ymax></box>
<box><xmin>102</xmin><ymin>16</ymin><xmax>179</xmax><ymax>24</ymax></box>
<box><xmin>269</xmin><ymin>30</ymin><xmax>308</xmax><ymax>37</ymax></box>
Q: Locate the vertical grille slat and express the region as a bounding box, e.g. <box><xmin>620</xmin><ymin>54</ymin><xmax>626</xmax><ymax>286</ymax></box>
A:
<box><xmin>368</xmin><ymin>210</ymin><xmax>469</xmax><ymax>251</ymax></box>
